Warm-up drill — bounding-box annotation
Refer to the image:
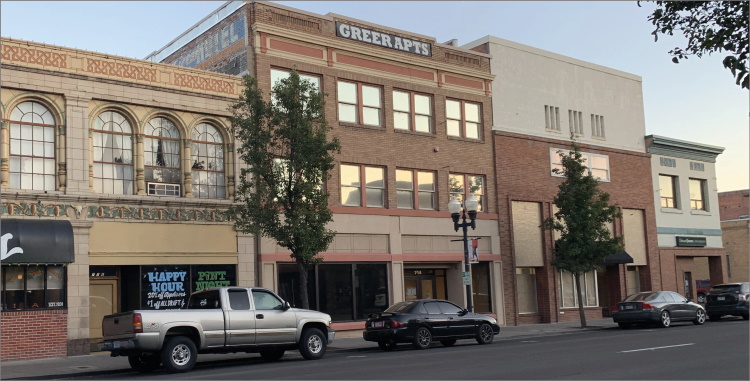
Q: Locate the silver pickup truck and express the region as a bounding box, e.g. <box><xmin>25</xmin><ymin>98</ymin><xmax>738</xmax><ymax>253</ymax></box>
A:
<box><xmin>101</xmin><ymin>287</ymin><xmax>334</xmax><ymax>373</ymax></box>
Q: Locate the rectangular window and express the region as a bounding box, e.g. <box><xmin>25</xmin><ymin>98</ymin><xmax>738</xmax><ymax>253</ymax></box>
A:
<box><xmin>446</xmin><ymin>99</ymin><xmax>482</xmax><ymax>139</ymax></box>
<box><xmin>626</xmin><ymin>266</ymin><xmax>641</xmax><ymax>296</ymax></box>
<box><xmin>689</xmin><ymin>178</ymin><xmax>707</xmax><ymax>210</ymax></box>
<box><xmin>338</xmin><ymin>81</ymin><xmax>382</xmax><ymax>126</ymax></box>
<box><xmin>393</xmin><ymin>90</ymin><xmax>432</xmax><ymax>133</ymax></box>
<box><xmin>270</xmin><ymin>68</ymin><xmax>322</xmax><ymax>112</ymax></box>
<box><xmin>340</xmin><ymin>164</ymin><xmax>385</xmax><ymax>207</ymax></box>
<box><xmin>544</xmin><ymin>105</ymin><xmax>560</xmax><ymax>131</ymax></box>
<box><xmin>449</xmin><ymin>173</ymin><xmax>485</xmax><ymax>212</ymax></box>
<box><xmin>568</xmin><ymin>109</ymin><xmax>583</xmax><ymax>135</ymax></box>
<box><xmin>472</xmin><ymin>262</ymin><xmax>493</xmax><ymax>313</ymax></box>
<box><xmin>550</xmin><ymin>148</ymin><xmax>610</xmax><ymax>182</ymax></box>
<box><xmin>1</xmin><ymin>265</ymin><xmax>66</xmax><ymax>311</ymax></box>
<box><xmin>659</xmin><ymin>174</ymin><xmax>679</xmax><ymax>208</ymax></box>
<box><xmin>559</xmin><ymin>270</ymin><xmax>598</xmax><ymax>308</ymax></box>
<box><xmin>396</xmin><ymin>169</ymin><xmax>436</xmax><ymax>210</ymax></box>
<box><xmin>591</xmin><ymin>114</ymin><xmax>605</xmax><ymax>138</ymax></box>
<box><xmin>516</xmin><ymin>268</ymin><xmax>538</xmax><ymax>313</ymax></box>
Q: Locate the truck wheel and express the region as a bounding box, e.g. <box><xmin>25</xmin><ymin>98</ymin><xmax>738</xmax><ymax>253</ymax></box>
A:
<box><xmin>161</xmin><ymin>336</ymin><xmax>197</xmax><ymax>373</ymax></box>
<box><xmin>298</xmin><ymin>328</ymin><xmax>326</xmax><ymax>360</ymax></box>
<box><xmin>259</xmin><ymin>349</ymin><xmax>285</xmax><ymax>361</ymax></box>
<box><xmin>128</xmin><ymin>353</ymin><xmax>161</xmax><ymax>373</ymax></box>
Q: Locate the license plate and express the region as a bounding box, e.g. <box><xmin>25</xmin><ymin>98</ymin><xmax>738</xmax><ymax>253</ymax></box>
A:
<box><xmin>373</xmin><ymin>321</ymin><xmax>383</xmax><ymax>328</ymax></box>
<box><xmin>624</xmin><ymin>305</ymin><xmax>634</xmax><ymax>310</ymax></box>
<box><xmin>718</xmin><ymin>296</ymin><xmax>725</xmax><ymax>301</ymax></box>
<box><xmin>113</xmin><ymin>341</ymin><xmax>120</xmax><ymax>349</ymax></box>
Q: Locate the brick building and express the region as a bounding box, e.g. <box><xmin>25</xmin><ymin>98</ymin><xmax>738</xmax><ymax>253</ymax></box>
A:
<box><xmin>149</xmin><ymin>1</ymin><xmax>504</xmax><ymax>327</ymax></box>
<box><xmin>463</xmin><ymin>36</ymin><xmax>658</xmax><ymax>325</ymax></box>
<box><xmin>0</xmin><ymin>37</ymin><xmax>246</xmax><ymax>360</ymax></box>
<box><xmin>718</xmin><ymin>190</ymin><xmax>749</xmax><ymax>283</ymax></box>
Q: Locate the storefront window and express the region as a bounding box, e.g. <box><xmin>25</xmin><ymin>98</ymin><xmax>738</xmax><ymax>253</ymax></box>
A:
<box><xmin>318</xmin><ymin>264</ymin><xmax>354</xmax><ymax>321</ymax></box>
<box><xmin>472</xmin><ymin>262</ymin><xmax>492</xmax><ymax>313</ymax></box>
<box><xmin>1</xmin><ymin>265</ymin><xmax>66</xmax><ymax>311</ymax></box>
<box><xmin>277</xmin><ymin>264</ymin><xmax>316</xmax><ymax>309</ymax></box>
<box><xmin>355</xmin><ymin>264</ymin><xmax>388</xmax><ymax>319</ymax></box>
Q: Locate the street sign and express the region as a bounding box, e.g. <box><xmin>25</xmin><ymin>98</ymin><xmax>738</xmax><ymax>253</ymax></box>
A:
<box><xmin>462</xmin><ymin>271</ymin><xmax>471</xmax><ymax>285</ymax></box>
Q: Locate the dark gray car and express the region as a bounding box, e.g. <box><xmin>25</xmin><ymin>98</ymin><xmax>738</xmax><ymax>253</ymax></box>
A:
<box><xmin>611</xmin><ymin>291</ymin><xmax>706</xmax><ymax>328</ymax></box>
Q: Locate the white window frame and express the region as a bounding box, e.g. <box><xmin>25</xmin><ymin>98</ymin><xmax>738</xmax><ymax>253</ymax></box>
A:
<box><xmin>550</xmin><ymin>148</ymin><xmax>610</xmax><ymax>182</ymax></box>
<box><xmin>559</xmin><ymin>269</ymin><xmax>598</xmax><ymax>308</ymax></box>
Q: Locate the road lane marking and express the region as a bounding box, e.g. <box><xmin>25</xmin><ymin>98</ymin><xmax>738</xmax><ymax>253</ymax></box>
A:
<box><xmin>619</xmin><ymin>343</ymin><xmax>694</xmax><ymax>353</ymax></box>
<box><xmin>520</xmin><ymin>341</ymin><xmax>539</xmax><ymax>343</ymax></box>
<box><xmin>347</xmin><ymin>355</ymin><xmax>367</xmax><ymax>358</ymax></box>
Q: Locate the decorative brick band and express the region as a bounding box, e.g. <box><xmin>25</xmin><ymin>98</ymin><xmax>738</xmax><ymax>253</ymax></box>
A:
<box><xmin>86</xmin><ymin>58</ymin><xmax>156</xmax><ymax>82</ymax></box>
<box><xmin>173</xmin><ymin>73</ymin><xmax>235</xmax><ymax>95</ymax></box>
<box><xmin>1</xmin><ymin>45</ymin><xmax>67</xmax><ymax>68</ymax></box>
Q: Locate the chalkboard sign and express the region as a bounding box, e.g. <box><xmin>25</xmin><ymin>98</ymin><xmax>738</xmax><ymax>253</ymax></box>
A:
<box><xmin>191</xmin><ymin>265</ymin><xmax>236</xmax><ymax>293</ymax></box>
<box><xmin>141</xmin><ymin>265</ymin><xmax>189</xmax><ymax>310</ymax></box>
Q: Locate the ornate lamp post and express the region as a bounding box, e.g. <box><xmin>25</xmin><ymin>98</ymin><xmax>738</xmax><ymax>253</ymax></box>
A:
<box><xmin>449</xmin><ymin>193</ymin><xmax>479</xmax><ymax>312</ymax></box>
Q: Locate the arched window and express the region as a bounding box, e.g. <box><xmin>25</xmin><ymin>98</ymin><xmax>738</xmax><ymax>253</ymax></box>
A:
<box><xmin>144</xmin><ymin>117</ymin><xmax>181</xmax><ymax>196</ymax></box>
<box><xmin>7</xmin><ymin>101</ymin><xmax>56</xmax><ymax>190</ymax></box>
<box><xmin>92</xmin><ymin>111</ymin><xmax>133</xmax><ymax>195</ymax></box>
<box><xmin>191</xmin><ymin>123</ymin><xmax>225</xmax><ymax>199</ymax></box>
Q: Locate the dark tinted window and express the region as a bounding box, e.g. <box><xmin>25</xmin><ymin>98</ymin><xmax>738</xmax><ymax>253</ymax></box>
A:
<box><xmin>624</xmin><ymin>292</ymin><xmax>658</xmax><ymax>302</ymax></box>
<box><xmin>437</xmin><ymin>301</ymin><xmax>463</xmax><ymax>314</ymax></box>
<box><xmin>423</xmin><ymin>302</ymin><xmax>442</xmax><ymax>314</ymax></box>
<box><xmin>228</xmin><ymin>289</ymin><xmax>250</xmax><ymax>310</ymax></box>
<box><xmin>742</xmin><ymin>284</ymin><xmax>750</xmax><ymax>293</ymax></box>
<box><xmin>385</xmin><ymin>301</ymin><xmax>416</xmax><ymax>313</ymax></box>
<box><xmin>709</xmin><ymin>284</ymin><xmax>741</xmax><ymax>293</ymax></box>
<box><xmin>188</xmin><ymin>290</ymin><xmax>221</xmax><ymax>309</ymax></box>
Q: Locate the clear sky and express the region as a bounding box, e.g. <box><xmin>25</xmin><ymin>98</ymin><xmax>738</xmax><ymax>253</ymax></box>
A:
<box><xmin>1</xmin><ymin>1</ymin><xmax>747</xmax><ymax>191</ymax></box>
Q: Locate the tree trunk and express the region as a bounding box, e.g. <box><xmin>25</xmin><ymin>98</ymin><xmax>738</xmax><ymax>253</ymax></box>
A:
<box><xmin>297</xmin><ymin>260</ymin><xmax>310</xmax><ymax>310</ymax></box>
<box><xmin>575</xmin><ymin>272</ymin><xmax>587</xmax><ymax>328</ymax></box>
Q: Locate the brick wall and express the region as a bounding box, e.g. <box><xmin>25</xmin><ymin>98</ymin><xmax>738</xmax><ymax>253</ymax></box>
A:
<box><xmin>494</xmin><ymin>131</ymin><xmax>659</xmax><ymax>325</ymax></box>
<box><xmin>722</xmin><ymin>220</ymin><xmax>750</xmax><ymax>283</ymax></box>
<box><xmin>1</xmin><ymin>310</ymin><xmax>68</xmax><ymax>361</ymax></box>
<box><xmin>718</xmin><ymin>189</ymin><xmax>749</xmax><ymax>221</ymax></box>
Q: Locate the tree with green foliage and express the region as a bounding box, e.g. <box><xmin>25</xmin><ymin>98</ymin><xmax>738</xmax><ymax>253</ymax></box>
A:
<box><xmin>640</xmin><ymin>1</ymin><xmax>749</xmax><ymax>89</ymax></box>
<box><xmin>543</xmin><ymin>142</ymin><xmax>623</xmax><ymax>328</ymax></box>
<box><xmin>230</xmin><ymin>70</ymin><xmax>340</xmax><ymax>309</ymax></box>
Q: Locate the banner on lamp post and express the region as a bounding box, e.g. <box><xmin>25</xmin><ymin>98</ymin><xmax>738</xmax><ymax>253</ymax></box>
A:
<box><xmin>467</xmin><ymin>238</ymin><xmax>479</xmax><ymax>264</ymax></box>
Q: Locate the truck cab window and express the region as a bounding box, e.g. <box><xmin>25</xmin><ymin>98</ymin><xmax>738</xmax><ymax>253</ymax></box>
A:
<box><xmin>227</xmin><ymin>289</ymin><xmax>250</xmax><ymax>310</ymax></box>
<box><xmin>252</xmin><ymin>290</ymin><xmax>283</xmax><ymax>310</ymax></box>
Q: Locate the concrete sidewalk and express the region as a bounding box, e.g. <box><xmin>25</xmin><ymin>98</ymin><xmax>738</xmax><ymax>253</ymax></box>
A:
<box><xmin>0</xmin><ymin>318</ymin><xmax>618</xmax><ymax>380</ymax></box>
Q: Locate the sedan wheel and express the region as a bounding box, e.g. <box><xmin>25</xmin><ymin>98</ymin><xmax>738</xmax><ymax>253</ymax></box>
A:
<box><xmin>476</xmin><ymin>323</ymin><xmax>494</xmax><ymax>344</ymax></box>
<box><xmin>658</xmin><ymin>311</ymin><xmax>671</xmax><ymax>328</ymax></box>
<box><xmin>412</xmin><ymin>327</ymin><xmax>432</xmax><ymax>350</ymax></box>
<box><xmin>697</xmin><ymin>294</ymin><xmax>705</xmax><ymax>304</ymax></box>
<box><xmin>693</xmin><ymin>309</ymin><xmax>706</xmax><ymax>325</ymax></box>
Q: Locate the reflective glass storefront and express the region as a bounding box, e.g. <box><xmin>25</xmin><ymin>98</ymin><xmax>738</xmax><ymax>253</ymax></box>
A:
<box><xmin>277</xmin><ymin>263</ymin><xmax>388</xmax><ymax>321</ymax></box>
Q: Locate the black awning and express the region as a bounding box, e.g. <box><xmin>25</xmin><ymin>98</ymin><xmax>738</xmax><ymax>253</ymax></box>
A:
<box><xmin>1</xmin><ymin>219</ymin><xmax>74</xmax><ymax>264</ymax></box>
<box><xmin>602</xmin><ymin>251</ymin><xmax>634</xmax><ymax>265</ymax></box>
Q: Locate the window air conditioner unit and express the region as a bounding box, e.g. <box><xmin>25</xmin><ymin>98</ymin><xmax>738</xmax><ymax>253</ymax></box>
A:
<box><xmin>147</xmin><ymin>182</ymin><xmax>181</xmax><ymax>197</ymax></box>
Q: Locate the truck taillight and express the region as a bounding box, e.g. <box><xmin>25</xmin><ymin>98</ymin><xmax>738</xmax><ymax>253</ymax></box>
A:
<box><xmin>133</xmin><ymin>313</ymin><xmax>143</xmax><ymax>333</ymax></box>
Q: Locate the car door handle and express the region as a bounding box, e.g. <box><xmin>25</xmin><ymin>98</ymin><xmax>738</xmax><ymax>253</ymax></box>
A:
<box><xmin>256</xmin><ymin>314</ymin><xmax>264</xmax><ymax>319</ymax></box>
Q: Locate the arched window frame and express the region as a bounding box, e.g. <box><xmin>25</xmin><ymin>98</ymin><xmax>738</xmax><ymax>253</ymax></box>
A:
<box><xmin>5</xmin><ymin>100</ymin><xmax>57</xmax><ymax>191</ymax></box>
<box><xmin>143</xmin><ymin>116</ymin><xmax>182</xmax><ymax>196</ymax></box>
<box><xmin>191</xmin><ymin>122</ymin><xmax>226</xmax><ymax>199</ymax></box>
<box><xmin>91</xmin><ymin>110</ymin><xmax>134</xmax><ymax>195</ymax></box>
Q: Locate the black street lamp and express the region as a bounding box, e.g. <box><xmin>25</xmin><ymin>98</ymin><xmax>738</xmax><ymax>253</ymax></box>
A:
<box><xmin>448</xmin><ymin>193</ymin><xmax>479</xmax><ymax>312</ymax></box>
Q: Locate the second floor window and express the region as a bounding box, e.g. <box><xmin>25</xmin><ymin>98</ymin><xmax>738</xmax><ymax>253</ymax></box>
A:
<box><xmin>93</xmin><ymin>111</ymin><xmax>134</xmax><ymax>195</ymax></box>
<box><xmin>340</xmin><ymin>164</ymin><xmax>385</xmax><ymax>207</ymax></box>
<box><xmin>550</xmin><ymin>148</ymin><xmax>610</xmax><ymax>182</ymax></box>
<box><xmin>7</xmin><ymin>101</ymin><xmax>56</xmax><ymax>191</ymax></box>
<box><xmin>338</xmin><ymin>81</ymin><xmax>382</xmax><ymax>126</ymax></box>
<box><xmin>191</xmin><ymin>123</ymin><xmax>225</xmax><ymax>199</ymax></box>
<box><xmin>446</xmin><ymin>99</ymin><xmax>481</xmax><ymax>139</ymax></box>
<box><xmin>449</xmin><ymin>173</ymin><xmax>485</xmax><ymax>212</ymax></box>
<box><xmin>144</xmin><ymin>117</ymin><xmax>181</xmax><ymax>189</ymax></box>
<box><xmin>689</xmin><ymin>178</ymin><xmax>707</xmax><ymax>210</ymax></box>
<box><xmin>393</xmin><ymin>90</ymin><xmax>432</xmax><ymax>133</ymax></box>
<box><xmin>396</xmin><ymin>169</ymin><xmax>436</xmax><ymax>210</ymax></box>
<box><xmin>659</xmin><ymin>174</ymin><xmax>678</xmax><ymax>208</ymax></box>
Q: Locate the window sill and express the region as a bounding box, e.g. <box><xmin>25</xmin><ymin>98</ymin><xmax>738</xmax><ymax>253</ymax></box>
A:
<box><xmin>446</xmin><ymin>135</ymin><xmax>484</xmax><ymax>144</ymax></box>
<box><xmin>661</xmin><ymin>207</ymin><xmax>684</xmax><ymax>214</ymax></box>
<box><xmin>592</xmin><ymin>136</ymin><xmax>607</xmax><ymax>141</ymax></box>
<box><xmin>690</xmin><ymin>209</ymin><xmax>712</xmax><ymax>216</ymax></box>
<box><xmin>339</xmin><ymin>122</ymin><xmax>384</xmax><ymax>131</ymax></box>
<box><xmin>545</xmin><ymin>128</ymin><xmax>562</xmax><ymax>134</ymax></box>
<box><xmin>394</xmin><ymin>129</ymin><xmax>436</xmax><ymax>138</ymax></box>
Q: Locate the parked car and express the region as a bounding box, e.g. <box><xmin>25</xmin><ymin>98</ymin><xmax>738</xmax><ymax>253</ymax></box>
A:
<box><xmin>363</xmin><ymin>299</ymin><xmax>500</xmax><ymax>351</ymax></box>
<box><xmin>705</xmin><ymin>282</ymin><xmax>750</xmax><ymax>321</ymax></box>
<box><xmin>101</xmin><ymin>287</ymin><xmax>334</xmax><ymax>373</ymax></box>
<box><xmin>696</xmin><ymin>279</ymin><xmax>711</xmax><ymax>303</ymax></box>
<box><xmin>611</xmin><ymin>291</ymin><xmax>706</xmax><ymax>328</ymax></box>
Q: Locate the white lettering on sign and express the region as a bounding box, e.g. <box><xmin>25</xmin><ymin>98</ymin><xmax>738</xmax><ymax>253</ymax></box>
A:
<box><xmin>335</xmin><ymin>21</ymin><xmax>431</xmax><ymax>57</ymax></box>
<box><xmin>1</xmin><ymin>233</ymin><xmax>23</xmax><ymax>260</ymax></box>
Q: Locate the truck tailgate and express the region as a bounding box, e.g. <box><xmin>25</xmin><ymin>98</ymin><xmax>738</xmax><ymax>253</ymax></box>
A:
<box><xmin>102</xmin><ymin>311</ymin><xmax>135</xmax><ymax>340</ymax></box>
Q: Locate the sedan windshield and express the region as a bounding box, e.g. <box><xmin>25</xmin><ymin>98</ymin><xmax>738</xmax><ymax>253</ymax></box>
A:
<box><xmin>709</xmin><ymin>285</ymin><xmax>741</xmax><ymax>293</ymax></box>
<box><xmin>385</xmin><ymin>301</ymin><xmax>416</xmax><ymax>313</ymax></box>
<box><xmin>624</xmin><ymin>292</ymin><xmax>658</xmax><ymax>302</ymax></box>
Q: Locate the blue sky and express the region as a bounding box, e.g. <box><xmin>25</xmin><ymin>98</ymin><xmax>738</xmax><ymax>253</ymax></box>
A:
<box><xmin>1</xmin><ymin>1</ymin><xmax>747</xmax><ymax>191</ymax></box>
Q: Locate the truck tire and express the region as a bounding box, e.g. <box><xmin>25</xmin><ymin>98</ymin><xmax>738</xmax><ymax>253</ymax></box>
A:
<box><xmin>298</xmin><ymin>328</ymin><xmax>326</xmax><ymax>360</ymax></box>
<box><xmin>161</xmin><ymin>336</ymin><xmax>197</xmax><ymax>373</ymax></box>
<box><xmin>259</xmin><ymin>349</ymin><xmax>285</xmax><ymax>361</ymax></box>
<box><xmin>128</xmin><ymin>353</ymin><xmax>161</xmax><ymax>373</ymax></box>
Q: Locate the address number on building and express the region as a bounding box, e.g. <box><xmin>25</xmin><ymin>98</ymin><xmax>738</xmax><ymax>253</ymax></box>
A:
<box><xmin>462</xmin><ymin>272</ymin><xmax>471</xmax><ymax>285</ymax></box>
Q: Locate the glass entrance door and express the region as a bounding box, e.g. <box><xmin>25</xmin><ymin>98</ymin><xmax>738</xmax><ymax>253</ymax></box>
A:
<box><xmin>404</xmin><ymin>269</ymin><xmax>446</xmax><ymax>301</ymax></box>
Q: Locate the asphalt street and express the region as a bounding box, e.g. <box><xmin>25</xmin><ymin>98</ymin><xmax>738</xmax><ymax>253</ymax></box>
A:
<box><xmin>46</xmin><ymin>318</ymin><xmax>748</xmax><ymax>381</ymax></box>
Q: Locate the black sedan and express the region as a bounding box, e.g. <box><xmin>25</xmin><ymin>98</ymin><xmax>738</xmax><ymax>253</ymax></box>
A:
<box><xmin>363</xmin><ymin>299</ymin><xmax>500</xmax><ymax>351</ymax></box>
<box><xmin>611</xmin><ymin>291</ymin><xmax>707</xmax><ymax>328</ymax></box>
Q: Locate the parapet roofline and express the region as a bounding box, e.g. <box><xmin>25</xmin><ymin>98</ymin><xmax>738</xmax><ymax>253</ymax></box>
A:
<box><xmin>646</xmin><ymin>134</ymin><xmax>725</xmax><ymax>154</ymax></box>
<box><xmin>462</xmin><ymin>35</ymin><xmax>641</xmax><ymax>81</ymax></box>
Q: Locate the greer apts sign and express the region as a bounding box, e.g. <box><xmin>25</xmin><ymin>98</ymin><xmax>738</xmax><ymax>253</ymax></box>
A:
<box><xmin>336</xmin><ymin>21</ymin><xmax>432</xmax><ymax>57</ymax></box>
<box><xmin>676</xmin><ymin>236</ymin><xmax>707</xmax><ymax>247</ymax></box>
